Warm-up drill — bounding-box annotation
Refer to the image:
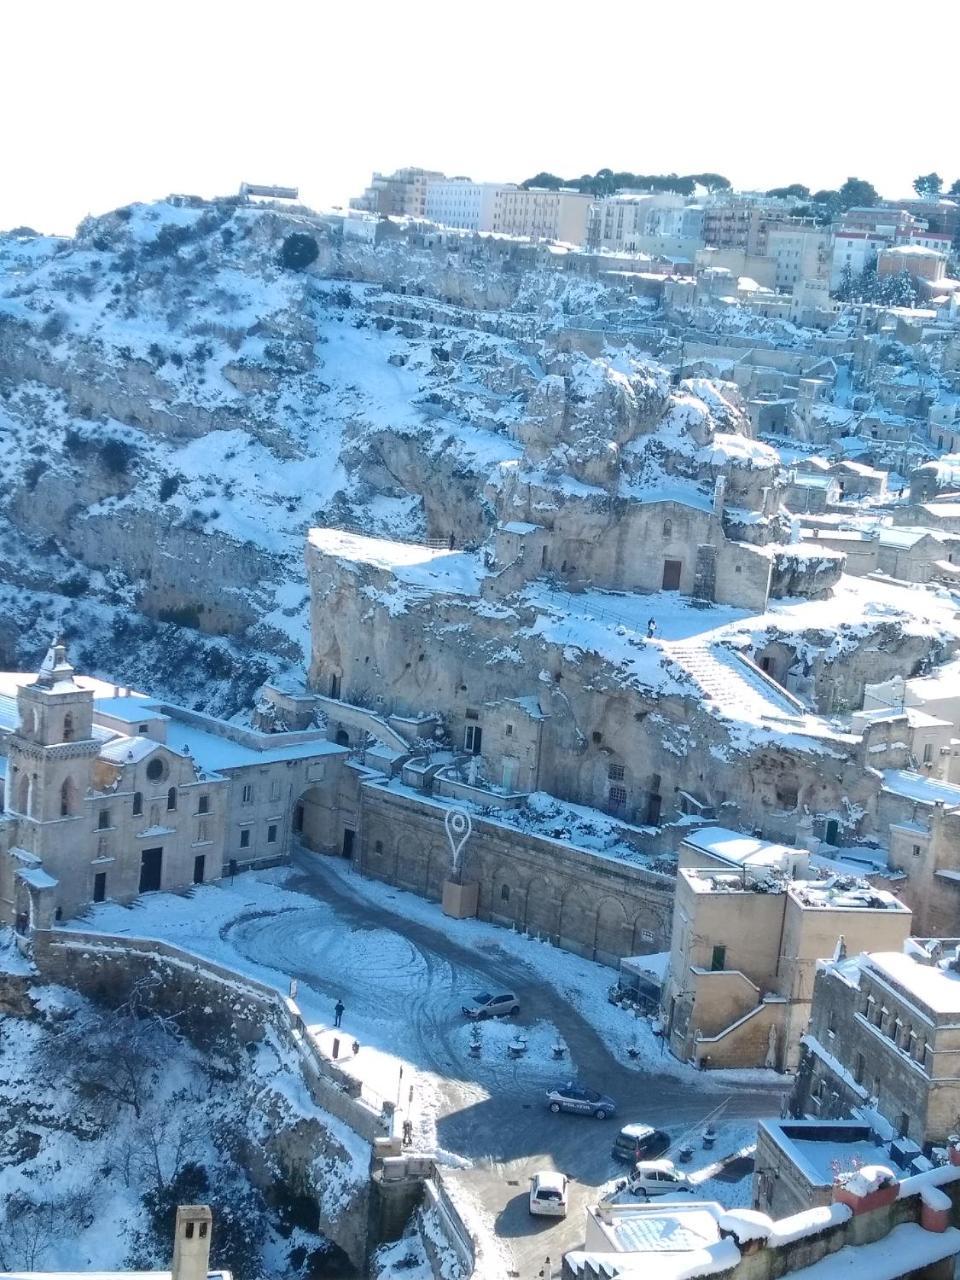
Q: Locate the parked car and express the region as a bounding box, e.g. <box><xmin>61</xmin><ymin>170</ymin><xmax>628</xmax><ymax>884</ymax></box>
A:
<box><xmin>529</xmin><ymin>1170</ymin><xmax>568</xmax><ymax>1218</ymax></box>
<box><xmin>545</xmin><ymin>1081</ymin><xmax>617</xmax><ymax>1119</ymax></box>
<box><xmin>461</xmin><ymin>991</ymin><xmax>520</xmax><ymax>1020</ymax></box>
<box><xmin>612</xmin><ymin>1123</ymin><xmax>672</xmax><ymax>1164</ymax></box>
<box><xmin>624</xmin><ymin>1160</ymin><xmax>693</xmax><ymax>1198</ymax></box>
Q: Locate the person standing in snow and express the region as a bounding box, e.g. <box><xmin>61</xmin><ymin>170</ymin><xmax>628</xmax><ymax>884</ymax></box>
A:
<box><xmin>334</xmin><ymin>998</ymin><xmax>345</xmax><ymax>1028</ymax></box>
<box><xmin>647</xmin><ymin>618</ymin><xmax>657</xmax><ymax>639</ymax></box>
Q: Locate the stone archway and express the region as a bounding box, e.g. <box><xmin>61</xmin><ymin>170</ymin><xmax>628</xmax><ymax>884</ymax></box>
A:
<box><xmin>558</xmin><ymin>882</ymin><xmax>594</xmax><ymax>953</ymax></box>
<box><xmin>594</xmin><ymin>896</ymin><xmax>631</xmax><ymax>964</ymax></box>
<box><xmin>292</xmin><ymin>785</ymin><xmax>335</xmax><ymax>854</ymax></box>
<box><xmin>523</xmin><ymin>876</ymin><xmax>558</xmax><ymax>940</ymax></box>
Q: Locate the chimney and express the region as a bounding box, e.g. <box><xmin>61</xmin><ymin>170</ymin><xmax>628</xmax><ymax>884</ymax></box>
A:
<box><xmin>172</xmin><ymin>1205</ymin><xmax>212</xmax><ymax>1280</ymax></box>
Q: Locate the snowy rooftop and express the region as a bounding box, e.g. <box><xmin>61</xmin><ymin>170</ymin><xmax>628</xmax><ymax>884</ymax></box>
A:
<box><xmin>759</xmin><ymin>1120</ymin><xmax>889</xmax><ymax>1188</ymax></box>
<box><xmin>881</xmin><ymin>770</ymin><xmax>960</xmax><ymax>808</ymax></box>
<box><xmin>866</xmin><ymin>950</ymin><xmax>960</xmax><ymax>1017</ymax></box>
<box><xmin>682</xmin><ymin>826</ymin><xmax>805</xmax><ymax>868</ymax></box>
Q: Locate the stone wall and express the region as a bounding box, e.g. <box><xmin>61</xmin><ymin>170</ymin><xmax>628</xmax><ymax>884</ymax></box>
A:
<box><xmin>358</xmin><ymin>782</ymin><xmax>675</xmax><ymax>964</ymax></box>
<box><xmin>28</xmin><ymin>928</ymin><xmax>383</xmax><ymax>1266</ymax></box>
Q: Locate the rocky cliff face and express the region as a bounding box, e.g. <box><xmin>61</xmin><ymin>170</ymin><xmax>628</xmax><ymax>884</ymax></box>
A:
<box><xmin>0</xmin><ymin>195</ymin><xmax>768</xmax><ymax>712</ymax></box>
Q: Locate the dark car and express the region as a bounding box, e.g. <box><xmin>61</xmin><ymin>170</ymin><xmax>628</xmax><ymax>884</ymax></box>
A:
<box><xmin>612</xmin><ymin>1123</ymin><xmax>671</xmax><ymax>1164</ymax></box>
<box><xmin>461</xmin><ymin>991</ymin><xmax>520</xmax><ymax>1020</ymax></box>
<box><xmin>546</xmin><ymin>1081</ymin><xmax>617</xmax><ymax>1119</ymax></box>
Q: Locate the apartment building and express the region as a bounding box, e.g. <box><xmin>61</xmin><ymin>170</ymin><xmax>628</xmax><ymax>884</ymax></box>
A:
<box><xmin>792</xmin><ymin>940</ymin><xmax>960</xmax><ymax>1145</ymax></box>
<box><xmin>423</xmin><ymin>178</ymin><xmax>502</xmax><ymax>232</ymax></box>
<box><xmin>701</xmin><ymin>197</ymin><xmax>788</xmax><ymax>254</ymax></box>
<box><xmin>841</xmin><ymin>207</ymin><xmax>923</xmax><ymax>238</ymax></box>
<box><xmin>490</xmin><ymin>186</ymin><xmax>593</xmax><ymax>244</ymax></box>
<box><xmin>349</xmin><ymin>167</ymin><xmax>444</xmax><ymax>218</ymax></box>
<box><xmin>767</xmin><ymin>222</ymin><xmax>832</xmax><ymax>290</ymax></box>
<box><xmin>832</xmin><ymin>231</ymin><xmax>887</xmax><ymax>288</ymax></box>
<box><xmin>586</xmin><ymin>192</ymin><xmax>688</xmax><ymax>253</ymax></box>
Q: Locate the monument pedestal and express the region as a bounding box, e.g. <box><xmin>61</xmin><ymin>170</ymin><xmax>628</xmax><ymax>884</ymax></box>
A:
<box><xmin>442</xmin><ymin>879</ymin><xmax>479</xmax><ymax>919</ymax></box>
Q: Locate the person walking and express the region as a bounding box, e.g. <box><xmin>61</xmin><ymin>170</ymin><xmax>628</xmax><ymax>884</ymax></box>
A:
<box><xmin>334</xmin><ymin>998</ymin><xmax>345</xmax><ymax>1028</ymax></box>
<box><xmin>647</xmin><ymin>617</ymin><xmax>657</xmax><ymax>639</ymax></box>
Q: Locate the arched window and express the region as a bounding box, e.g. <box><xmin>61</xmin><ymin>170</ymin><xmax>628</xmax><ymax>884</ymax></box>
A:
<box><xmin>167</xmin><ymin>787</ymin><xmax>177</xmax><ymax>812</ymax></box>
<box><xmin>60</xmin><ymin>778</ymin><xmax>76</xmax><ymax>817</ymax></box>
<box><xmin>132</xmin><ymin>791</ymin><xmax>143</xmax><ymax>817</ymax></box>
<box><xmin>662</xmin><ymin>519</ymin><xmax>672</xmax><ymax>538</ymax></box>
<box><xmin>500</xmin><ymin>884</ymin><xmax>510</xmax><ymax>902</ymax></box>
<box><xmin>62</xmin><ymin>713</ymin><xmax>74</xmax><ymax>743</ymax></box>
<box><xmin>17</xmin><ymin>772</ymin><xmax>30</xmax><ymax>816</ymax></box>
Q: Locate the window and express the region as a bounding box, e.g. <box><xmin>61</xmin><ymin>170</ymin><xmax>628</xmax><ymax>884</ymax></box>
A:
<box><xmin>898</xmin><ymin>1111</ymin><xmax>910</xmax><ymax>1138</ymax></box>
<box><xmin>608</xmin><ymin>784</ymin><xmax>627</xmax><ymax>810</ymax></box>
<box><xmin>270</xmin><ymin>779</ymin><xmax>281</xmax><ymax>802</ymax></box>
<box><xmin>198</xmin><ymin>794</ymin><xmax>209</xmax><ymax>815</ymax></box>
<box><xmin>93</xmin><ymin>872</ymin><xmax>106</xmax><ymax>903</ymax></box>
<box><xmin>855</xmin><ymin>1053</ymin><xmax>865</xmax><ymax>1085</ymax></box>
<box><xmin>132</xmin><ymin>791</ymin><xmax>143</xmax><ymax>817</ymax></box>
<box><xmin>500</xmin><ymin>884</ymin><xmax>510</xmax><ymax>901</ymax></box>
<box><xmin>267</xmin><ymin>825</ymin><xmax>277</xmax><ymax>844</ymax></box>
<box><xmin>98</xmin><ymin>809</ymin><xmax>110</xmax><ymax>830</ymax></box>
<box><xmin>62</xmin><ymin>713</ymin><xmax>74</xmax><ymax>742</ymax></box>
<box><xmin>913</xmin><ymin>844</ymin><xmax>922</xmax><ymax>857</ymax></box>
<box><xmin>138</xmin><ymin>724</ymin><xmax>149</xmax><ymax>734</ymax></box>
<box><xmin>242</xmin><ymin>784</ymin><xmax>254</xmax><ymax>804</ymax></box>
<box><xmin>197</xmin><ymin>820</ymin><xmax>208</xmax><ymax>843</ymax></box>
<box><xmin>239</xmin><ymin>829</ymin><xmax>251</xmax><ymax>849</ymax></box>
<box><xmin>146</xmin><ymin>757</ymin><xmax>165</xmax><ymax>782</ymax></box>
<box><xmin>662</xmin><ymin>519</ymin><xmax>672</xmax><ymax>538</ymax></box>
<box><xmin>923</xmin><ymin>742</ymin><xmax>934</xmax><ymax>764</ymax></box>
<box><xmin>608</xmin><ymin>762</ymin><xmax>624</xmax><ymax>781</ymax></box>
<box><xmin>464</xmin><ymin>725</ymin><xmax>482</xmax><ymax>755</ymax></box>
<box><xmin>711</xmin><ymin>945</ymin><xmax>727</xmax><ymax>972</ymax></box>
<box><xmin>505</xmin><ymin>724</ymin><xmax>514</xmax><ymax>738</ymax></box>
<box><xmin>167</xmin><ymin>786</ymin><xmax>177</xmax><ymax>811</ymax></box>
<box><xmin>827</xmin><ymin>1011</ymin><xmax>836</xmax><ymax>1039</ymax></box>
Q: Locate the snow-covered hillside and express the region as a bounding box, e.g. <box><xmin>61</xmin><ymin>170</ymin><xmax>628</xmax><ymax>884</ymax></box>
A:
<box><xmin>0</xmin><ymin>196</ymin><xmax>675</xmax><ymax>711</ymax></box>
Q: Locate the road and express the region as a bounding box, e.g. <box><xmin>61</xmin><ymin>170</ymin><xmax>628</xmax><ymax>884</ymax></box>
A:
<box><xmin>222</xmin><ymin>850</ymin><xmax>785</xmax><ymax>1278</ymax></box>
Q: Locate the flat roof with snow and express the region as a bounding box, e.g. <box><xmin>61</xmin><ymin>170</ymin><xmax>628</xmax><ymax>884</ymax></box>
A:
<box><xmin>866</xmin><ymin>951</ymin><xmax>960</xmax><ymax>1017</ymax></box>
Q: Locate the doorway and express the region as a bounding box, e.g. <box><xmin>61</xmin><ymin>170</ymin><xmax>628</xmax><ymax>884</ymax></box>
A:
<box><xmin>193</xmin><ymin>854</ymin><xmax>206</xmax><ymax>885</ymax></box>
<box><xmin>93</xmin><ymin>872</ymin><xmax>106</xmax><ymax>903</ymax></box>
<box><xmin>824</xmin><ymin>819</ymin><xmax>839</xmax><ymax>847</ymax></box>
<box><xmin>139</xmin><ymin>847</ymin><xmax>163</xmax><ymax>894</ymax></box>
<box><xmin>342</xmin><ymin>828</ymin><xmax>355</xmax><ymax>859</ymax></box>
<box><xmin>662</xmin><ymin>559</ymin><xmax>682</xmax><ymax>591</ymax></box>
<box><xmin>293</xmin><ymin>803</ymin><xmax>304</xmax><ymax>834</ymax></box>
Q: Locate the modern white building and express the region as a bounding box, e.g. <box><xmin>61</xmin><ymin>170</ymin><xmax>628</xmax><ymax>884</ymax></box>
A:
<box><xmin>423</xmin><ymin>178</ymin><xmax>504</xmax><ymax>232</ymax></box>
<box><xmin>832</xmin><ymin>231</ymin><xmax>887</xmax><ymax>289</ymax></box>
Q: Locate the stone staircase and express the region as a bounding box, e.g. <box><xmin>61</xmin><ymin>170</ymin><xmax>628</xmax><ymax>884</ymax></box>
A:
<box><xmin>665</xmin><ymin>640</ymin><xmax>809</xmax><ymax>726</ymax></box>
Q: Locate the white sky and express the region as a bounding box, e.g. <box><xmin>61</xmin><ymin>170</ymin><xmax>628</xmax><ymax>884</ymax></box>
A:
<box><xmin>4</xmin><ymin>0</ymin><xmax>959</xmax><ymax>236</ymax></box>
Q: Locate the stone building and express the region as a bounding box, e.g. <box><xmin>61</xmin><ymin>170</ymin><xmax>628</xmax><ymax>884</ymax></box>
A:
<box><xmin>356</xmin><ymin>777</ymin><xmax>674</xmax><ymax>961</ymax></box>
<box><xmin>0</xmin><ymin>643</ymin><xmax>347</xmax><ymax>928</ymax></box>
<box><xmin>791</xmin><ymin>942</ymin><xmax>960</xmax><ymax>1146</ymax></box>
<box><xmin>662</xmin><ymin>865</ymin><xmax>911</xmax><ymax>1071</ymax></box>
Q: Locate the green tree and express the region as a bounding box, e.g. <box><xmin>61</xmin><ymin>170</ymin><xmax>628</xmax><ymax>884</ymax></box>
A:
<box><xmin>949</xmin><ymin>179</ymin><xmax>960</xmax><ymax>197</ymax></box>
<box><xmin>690</xmin><ymin>173</ymin><xmax>731</xmax><ymax>192</ymax></box>
<box><xmin>913</xmin><ymin>172</ymin><xmax>943</xmax><ymax>198</ymax></box>
<box><xmin>766</xmin><ymin>184</ymin><xmax>810</xmax><ymax>200</ymax></box>
<box><xmin>520</xmin><ymin>172</ymin><xmax>564</xmax><ymax>190</ymax></box>
<box><xmin>834</xmin><ymin>262</ymin><xmax>855</xmax><ymax>301</ymax></box>
<box><xmin>837</xmin><ymin>177</ymin><xmax>879</xmax><ymax>210</ymax></box>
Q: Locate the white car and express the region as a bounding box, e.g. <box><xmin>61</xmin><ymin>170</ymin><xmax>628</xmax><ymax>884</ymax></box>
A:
<box><xmin>529</xmin><ymin>1170</ymin><xmax>568</xmax><ymax>1217</ymax></box>
<box><xmin>626</xmin><ymin>1160</ymin><xmax>693</xmax><ymax>1197</ymax></box>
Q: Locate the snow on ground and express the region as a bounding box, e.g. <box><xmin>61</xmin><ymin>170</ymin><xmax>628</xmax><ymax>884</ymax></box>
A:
<box><xmin>71</xmin><ymin>862</ymin><xmax>784</xmax><ymax>1096</ymax></box>
<box><xmin>606</xmin><ymin>1121</ymin><xmax>760</xmax><ymax>1210</ymax></box>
